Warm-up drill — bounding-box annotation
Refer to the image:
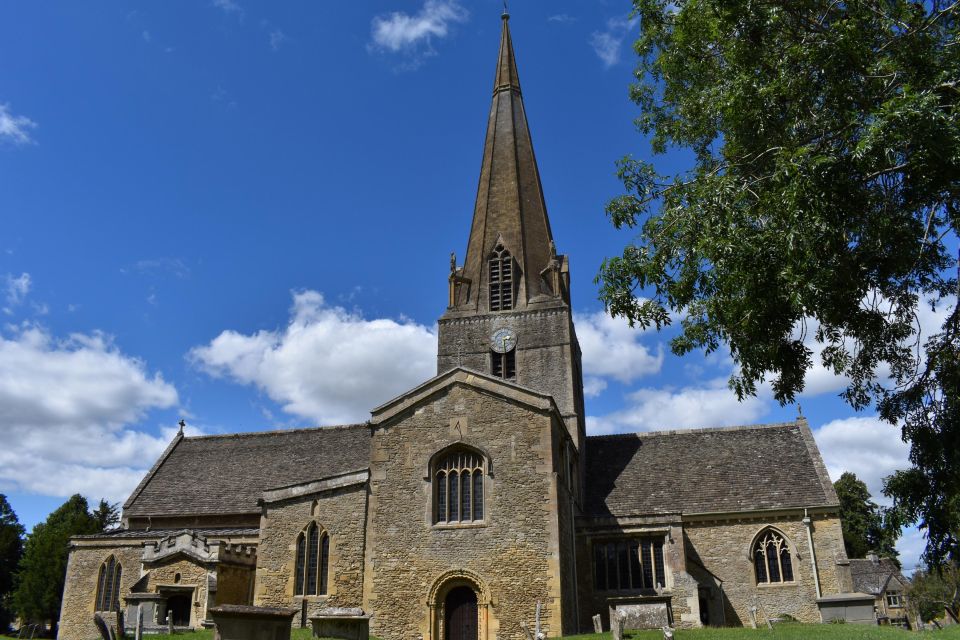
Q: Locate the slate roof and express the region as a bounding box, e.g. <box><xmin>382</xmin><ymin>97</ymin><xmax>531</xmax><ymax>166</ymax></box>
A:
<box><xmin>583</xmin><ymin>420</ymin><xmax>838</xmax><ymax>517</ymax></box>
<box><xmin>849</xmin><ymin>558</ymin><xmax>908</xmax><ymax>595</ymax></box>
<box><xmin>124</xmin><ymin>425</ymin><xmax>370</xmax><ymax>517</ymax></box>
<box><xmin>74</xmin><ymin>527</ymin><xmax>260</xmax><ymax>540</ymax></box>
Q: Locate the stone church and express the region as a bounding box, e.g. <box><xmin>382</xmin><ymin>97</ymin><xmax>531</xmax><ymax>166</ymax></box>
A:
<box><xmin>59</xmin><ymin>14</ymin><xmax>854</xmax><ymax>640</ymax></box>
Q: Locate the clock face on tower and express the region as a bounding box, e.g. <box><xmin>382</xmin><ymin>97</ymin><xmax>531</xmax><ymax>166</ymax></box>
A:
<box><xmin>489</xmin><ymin>328</ymin><xmax>517</xmax><ymax>353</ymax></box>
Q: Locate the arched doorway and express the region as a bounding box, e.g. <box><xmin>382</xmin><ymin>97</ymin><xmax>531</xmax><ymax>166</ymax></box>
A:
<box><xmin>444</xmin><ymin>586</ymin><xmax>477</xmax><ymax>640</ymax></box>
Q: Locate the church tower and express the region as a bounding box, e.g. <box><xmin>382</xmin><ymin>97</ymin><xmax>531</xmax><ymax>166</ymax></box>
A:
<box><xmin>438</xmin><ymin>13</ymin><xmax>586</xmax><ymax>451</ymax></box>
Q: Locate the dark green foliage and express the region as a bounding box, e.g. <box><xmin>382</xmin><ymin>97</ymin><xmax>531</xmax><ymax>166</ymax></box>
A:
<box><xmin>908</xmin><ymin>562</ymin><xmax>960</xmax><ymax>625</ymax></box>
<box><xmin>12</xmin><ymin>494</ymin><xmax>99</xmax><ymax>630</ymax></box>
<box><xmin>834</xmin><ymin>472</ymin><xmax>899</xmax><ymax>562</ymax></box>
<box><xmin>91</xmin><ymin>499</ymin><xmax>120</xmax><ymax>532</ymax></box>
<box><xmin>0</xmin><ymin>495</ymin><xmax>24</xmax><ymax>633</ymax></box>
<box><xmin>600</xmin><ymin>0</ymin><xmax>959</xmax><ymax>565</ymax></box>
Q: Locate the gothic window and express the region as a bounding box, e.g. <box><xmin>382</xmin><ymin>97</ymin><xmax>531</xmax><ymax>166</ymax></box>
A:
<box><xmin>592</xmin><ymin>538</ymin><xmax>665</xmax><ymax>592</ymax></box>
<box><xmin>294</xmin><ymin>523</ymin><xmax>330</xmax><ymax>596</ymax></box>
<box><xmin>491</xmin><ymin>349</ymin><xmax>515</xmax><ymax>380</ymax></box>
<box><xmin>488</xmin><ymin>244</ymin><xmax>515</xmax><ymax>311</ymax></box>
<box><xmin>95</xmin><ymin>556</ymin><xmax>122</xmax><ymax>612</ymax></box>
<box><xmin>753</xmin><ymin>529</ymin><xmax>794</xmax><ymax>584</ymax></box>
<box><xmin>434</xmin><ymin>449</ymin><xmax>485</xmax><ymax>524</ymax></box>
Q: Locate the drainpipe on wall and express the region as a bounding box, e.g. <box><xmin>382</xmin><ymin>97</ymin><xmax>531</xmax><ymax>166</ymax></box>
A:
<box><xmin>803</xmin><ymin>509</ymin><xmax>822</xmax><ymax>599</ymax></box>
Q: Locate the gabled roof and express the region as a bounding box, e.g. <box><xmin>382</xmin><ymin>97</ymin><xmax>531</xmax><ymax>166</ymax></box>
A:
<box><xmin>123</xmin><ymin>424</ymin><xmax>370</xmax><ymax>518</ymax></box>
<box><xmin>583</xmin><ymin>420</ymin><xmax>839</xmax><ymax>517</ymax></box>
<box><xmin>849</xmin><ymin>558</ymin><xmax>908</xmax><ymax>595</ymax></box>
<box><xmin>370</xmin><ymin>367</ymin><xmax>561</xmax><ymax>426</ymax></box>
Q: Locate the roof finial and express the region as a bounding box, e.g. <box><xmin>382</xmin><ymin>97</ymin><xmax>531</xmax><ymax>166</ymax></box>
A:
<box><xmin>502</xmin><ymin>0</ymin><xmax>509</xmax><ymax>19</ymax></box>
<box><xmin>178</xmin><ymin>419</ymin><xmax>186</xmax><ymax>435</ymax></box>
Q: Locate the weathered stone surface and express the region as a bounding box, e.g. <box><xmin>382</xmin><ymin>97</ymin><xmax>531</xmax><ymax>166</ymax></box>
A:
<box><xmin>59</xmin><ymin>542</ymin><xmax>144</xmax><ymax>640</ymax></box>
<box><xmin>209</xmin><ymin>605</ymin><xmax>296</xmax><ymax>640</ymax></box>
<box><xmin>608</xmin><ymin>602</ymin><xmax>670</xmax><ymax>630</ymax></box>
<box><xmin>363</xmin><ymin>383</ymin><xmax>576</xmax><ymax>640</ymax></box>
<box><xmin>254</xmin><ymin>478</ymin><xmax>368</xmax><ymax>618</ymax></box>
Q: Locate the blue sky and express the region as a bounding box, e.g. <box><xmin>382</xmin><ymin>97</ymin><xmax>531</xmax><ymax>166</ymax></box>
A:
<box><xmin>0</xmin><ymin>0</ymin><xmax>939</xmax><ymax>570</ymax></box>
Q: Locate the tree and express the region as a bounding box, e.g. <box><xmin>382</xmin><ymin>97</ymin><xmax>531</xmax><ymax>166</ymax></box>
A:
<box><xmin>908</xmin><ymin>562</ymin><xmax>960</xmax><ymax>626</ymax></box>
<box><xmin>834</xmin><ymin>472</ymin><xmax>899</xmax><ymax>561</ymax></box>
<box><xmin>12</xmin><ymin>495</ymin><xmax>98</xmax><ymax>631</ymax></box>
<box><xmin>91</xmin><ymin>499</ymin><xmax>120</xmax><ymax>532</ymax></box>
<box><xmin>600</xmin><ymin>0</ymin><xmax>959</xmax><ymax>565</ymax></box>
<box><xmin>0</xmin><ymin>495</ymin><xmax>24</xmax><ymax>633</ymax></box>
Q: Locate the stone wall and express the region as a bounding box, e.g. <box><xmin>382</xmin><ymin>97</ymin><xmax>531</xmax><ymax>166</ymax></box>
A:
<box><xmin>215</xmin><ymin>564</ymin><xmax>255</xmax><ymax>607</ymax></box>
<box><xmin>683</xmin><ymin>512</ymin><xmax>848</xmax><ymax>625</ymax></box>
<box><xmin>58</xmin><ymin>541</ymin><xmax>146</xmax><ymax>640</ymax></box>
<box><xmin>575</xmin><ymin>521</ymin><xmax>700</xmax><ymax>631</ymax></box>
<box><xmin>363</xmin><ymin>383</ymin><xmax>573</xmax><ymax>640</ymax></box>
<box><xmin>436</xmin><ymin>309</ymin><xmax>585</xmax><ymax>448</ymax></box>
<box><xmin>254</xmin><ymin>483</ymin><xmax>368</xmax><ymax>620</ymax></box>
<box><xmin>143</xmin><ymin>556</ymin><xmax>212</xmax><ymax>626</ymax></box>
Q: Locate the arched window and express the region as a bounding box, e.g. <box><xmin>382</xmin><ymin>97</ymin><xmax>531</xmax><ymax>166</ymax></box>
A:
<box><xmin>753</xmin><ymin>529</ymin><xmax>794</xmax><ymax>584</ymax></box>
<box><xmin>488</xmin><ymin>244</ymin><xmax>514</xmax><ymax>311</ymax></box>
<box><xmin>435</xmin><ymin>449</ymin><xmax>485</xmax><ymax>524</ymax></box>
<box><xmin>95</xmin><ymin>556</ymin><xmax>122</xmax><ymax>611</ymax></box>
<box><xmin>294</xmin><ymin>523</ymin><xmax>330</xmax><ymax>596</ymax></box>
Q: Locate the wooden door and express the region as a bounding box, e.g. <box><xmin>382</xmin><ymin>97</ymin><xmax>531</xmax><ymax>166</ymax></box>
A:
<box><xmin>444</xmin><ymin>587</ymin><xmax>478</xmax><ymax>640</ymax></box>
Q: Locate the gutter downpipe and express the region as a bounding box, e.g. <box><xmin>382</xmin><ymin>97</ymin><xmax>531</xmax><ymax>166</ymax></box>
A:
<box><xmin>803</xmin><ymin>508</ymin><xmax>823</xmax><ymax>622</ymax></box>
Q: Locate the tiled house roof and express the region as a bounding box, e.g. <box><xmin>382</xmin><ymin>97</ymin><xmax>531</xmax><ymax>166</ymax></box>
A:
<box><xmin>849</xmin><ymin>558</ymin><xmax>908</xmax><ymax>595</ymax></box>
<box><xmin>583</xmin><ymin>420</ymin><xmax>838</xmax><ymax>517</ymax></box>
<box><xmin>124</xmin><ymin>425</ymin><xmax>370</xmax><ymax>517</ymax></box>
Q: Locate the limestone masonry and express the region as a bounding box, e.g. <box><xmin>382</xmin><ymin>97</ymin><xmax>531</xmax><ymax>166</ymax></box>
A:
<box><xmin>58</xmin><ymin>13</ymin><xmax>854</xmax><ymax>640</ymax></box>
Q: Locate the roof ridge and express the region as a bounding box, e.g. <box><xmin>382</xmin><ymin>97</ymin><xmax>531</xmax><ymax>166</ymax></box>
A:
<box><xmin>184</xmin><ymin>423</ymin><xmax>369</xmax><ymax>441</ymax></box>
<box><xmin>586</xmin><ymin>420</ymin><xmax>801</xmax><ymax>440</ymax></box>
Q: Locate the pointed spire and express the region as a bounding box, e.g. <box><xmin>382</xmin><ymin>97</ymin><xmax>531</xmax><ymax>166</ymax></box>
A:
<box><xmin>494</xmin><ymin>11</ymin><xmax>521</xmax><ymax>95</ymax></box>
<box><xmin>448</xmin><ymin>14</ymin><xmax>564</xmax><ymax>314</ymax></box>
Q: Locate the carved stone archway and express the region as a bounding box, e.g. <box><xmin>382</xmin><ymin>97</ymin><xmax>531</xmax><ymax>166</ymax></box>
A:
<box><xmin>425</xmin><ymin>569</ymin><xmax>495</xmax><ymax>640</ymax></box>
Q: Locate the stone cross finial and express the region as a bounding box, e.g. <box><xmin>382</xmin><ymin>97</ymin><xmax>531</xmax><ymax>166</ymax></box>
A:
<box><xmin>178</xmin><ymin>419</ymin><xmax>186</xmax><ymax>435</ymax></box>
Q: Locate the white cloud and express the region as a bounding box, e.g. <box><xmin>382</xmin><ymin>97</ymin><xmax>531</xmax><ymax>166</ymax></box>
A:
<box><xmin>269</xmin><ymin>29</ymin><xmax>288</xmax><ymax>52</ymax></box>
<box><xmin>190</xmin><ymin>290</ymin><xmax>437</xmax><ymax>425</ymax></box>
<box><xmin>369</xmin><ymin>0</ymin><xmax>468</xmax><ymax>67</ymax></box>
<box><xmin>814</xmin><ymin>415</ymin><xmax>910</xmax><ymax>505</ymax></box>
<box><xmin>0</xmin><ymin>103</ymin><xmax>37</xmax><ymax>145</ymax></box>
<box><xmin>212</xmin><ymin>0</ymin><xmax>243</xmax><ymax>18</ymax></box>
<box><xmin>575</xmin><ymin>310</ymin><xmax>663</xmax><ymax>384</ymax></box>
<box><xmin>5</xmin><ymin>272</ymin><xmax>31</xmax><ymax>306</ymax></box>
<box><xmin>896</xmin><ymin>526</ymin><xmax>927</xmax><ymax>574</ymax></box>
<box><xmin>590</xmin><ymin>16</ymin><xmax>637</xmax><ymax>68</ymax></box>
<box><xmin>142</xmin><ymin>30</ymin><xmax>152</xmax><ymax>43</ymax></box>
<box><xmin>0</xmin><ymin>324</ymin><xmax>179</xmax><ymax>503</ymax></box>
<box><xmin>548</xmin><ymin>14</ymin><xmax>576</xmax><ymax>23</ymax></box>
<box><xmin>587</xmin><ymin>377</ymin><xmax>770</xmax><ymax>435</ymax></box>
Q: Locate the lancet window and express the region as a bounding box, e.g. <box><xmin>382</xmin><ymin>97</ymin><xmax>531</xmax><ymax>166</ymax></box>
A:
<box><xmin>488</xmin><ymin>244</ymin><xmax>515</xmax><ymax>311</ymax></box>
<box><xmin>294</xmin><ymin>523</ymin><xmax>330</xmax><ymax>596</ymax></box>
<box><xmin>491</xmin><ymin>350</ymin><xmax>516</xmax><ymax>380</ymax></box>
<box><xmin>95</xmin><ymin>556</ymin><xmax>122</xmax><ymax>612</ymax></box>
<box><xmin>593</xmin><ymin>538</ymin><xmax>665</xmax><ymax>592</ymax></box>
<box><xmin>435</xmin><ymin>449</ymin><xmax>485</xmax><ymax>524</ymax></box>
<box><xmin>753</xmin><ymin>529</ymin><xmax>794</xmax><ymax>584</ymax></box>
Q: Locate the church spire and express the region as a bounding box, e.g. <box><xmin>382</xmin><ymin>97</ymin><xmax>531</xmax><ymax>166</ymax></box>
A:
<box><xmin>448</xmin><ymin>13</ymin><xmax>567</xmax><ymax>314</ymax></box>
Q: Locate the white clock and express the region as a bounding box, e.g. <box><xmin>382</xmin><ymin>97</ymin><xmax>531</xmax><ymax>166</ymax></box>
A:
<box><xmin>490</xmin><ymin>328</ymin><xmax>517</xmax><ymax>353</ymax></box>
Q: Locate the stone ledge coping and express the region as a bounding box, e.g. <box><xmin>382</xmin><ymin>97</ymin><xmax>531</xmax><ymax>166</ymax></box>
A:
<box><xmin>310</xmin><ymin>615</ymin><xmax>370</xmax><ymax>621</ymax></box>
<box><xmin>312</xmin><ymin>608</ymin><xmax>366</xmax><ymax>617</ymax></box>
<box><xmin>124</xmin><ymin>593</ymin><xmax>165</xmax><ymax>602</ymax></box>
<box><xmin>261</xmin><ymin>470</ymin><xmax>370</xmax><ymax>504</ymax></box>
<box><xmin>208</xmin><ymin>605</ymin><xmax>297</xmax><ymax>619</ymax></box>
<box><xmin>816</xmin><ymin>593</ymin><xmax>875</xmax><ymax>603</ymax></box>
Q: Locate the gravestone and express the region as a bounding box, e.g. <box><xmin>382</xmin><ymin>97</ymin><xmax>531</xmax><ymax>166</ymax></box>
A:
<box><xmin>209</xmin><ymin>604</ymin><xmax>297</xmax><ymax>640</ymax></box>
<box><xmin>592</xmin><ymin>614</ymin><xmax>602</xmax><ymax>634</ymax></box>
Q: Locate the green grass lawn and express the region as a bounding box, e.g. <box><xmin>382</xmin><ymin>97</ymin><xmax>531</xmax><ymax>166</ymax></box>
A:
<box><xmin>93</xmin><ymin>626</ymin><xmax>960</xmax><ymax>640</ymax></box>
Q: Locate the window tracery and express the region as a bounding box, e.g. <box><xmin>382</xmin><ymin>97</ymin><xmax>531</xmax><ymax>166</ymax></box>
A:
<box><xmin>434</xmin><ymin>449</ymin><xmax>485</xmax><ymax>524</ymax></box>
<box><xmin>592</xmin><ymin>538</ymin><xmax>665</xmax><ymax>591</ymax></box>
<box><xmin>294</xmin><ymin>522</ymin><xmax>329</xmax><ymax>596</ymax></box>
<box><xmin>95</xmin><ymin>556</ymin><xmax>122</xmax><ymax>612</ymax></box>
<box><xmin>753</xmin><ymin>529</ymin><xmax>794</xmax><ymax>584</ymax></box>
